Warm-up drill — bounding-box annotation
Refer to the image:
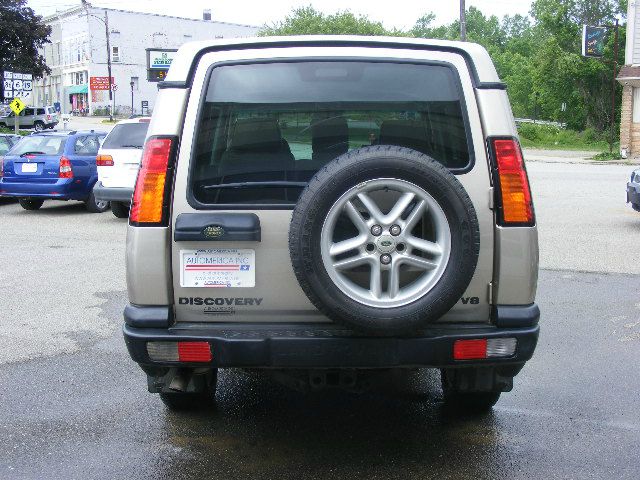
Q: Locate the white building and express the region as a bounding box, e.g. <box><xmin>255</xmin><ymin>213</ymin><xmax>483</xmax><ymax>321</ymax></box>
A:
<box><xmin>33</xmin><ymin>4</ymin><xmax>257</xmax><ymax>115</ymax></box>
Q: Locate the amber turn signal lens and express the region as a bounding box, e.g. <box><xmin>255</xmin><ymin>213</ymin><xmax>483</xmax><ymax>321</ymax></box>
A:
<box><xmin>130</xmin><ymin>137</ymin><xmax>173</xmax><ymax>225</ymax></box>
<box><xmin>492</xmin><ymin>139</ymin><xmax>534</xmax><ymax>225</ymax></box>
<box><xmin>96</xmin><ymin>154</ymin><xmax>114</xmax><ymax>166</ymax></box>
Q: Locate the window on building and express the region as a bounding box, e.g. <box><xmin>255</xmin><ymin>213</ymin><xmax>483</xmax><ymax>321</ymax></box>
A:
<box><xmin>633</xmin><ymin>88</ymin><xmax>640</xmax><ymax>124</ymax></box>
<box><xmin>112</xmin><ymin>46</ymin><xmax>120</xmax><ymax>62</ymax></box>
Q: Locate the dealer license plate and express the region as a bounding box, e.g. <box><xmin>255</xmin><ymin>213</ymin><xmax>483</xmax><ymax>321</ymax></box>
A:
<box><xmin>180</xmin><ymin>249</ymin><xmax>255</xmax><ymax>288</ymax></box>
<box><xmin>21</xmin><ymin>163</ymin><xmax>37</xmax><ymax>173</ymax></box>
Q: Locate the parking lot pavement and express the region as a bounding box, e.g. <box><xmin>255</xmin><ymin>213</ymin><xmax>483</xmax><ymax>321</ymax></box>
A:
<box><xmin>0</xmin><ymin>201</ymin><xmax>127</xmax><ymax>365</ymax></box>
<box><xmin>0</xmin><ymin>269</ymin><xmax>638</xmax><ymax>479</ymax></box>
<box><xmin>527</xmin><ymin>161</ymin><xmax>640</xmax><ymax>274</ymax></box>
<box><xmin>0</xmin><ymin>161</ymin><xmax>639</xmax><ymax>479</ymax></box>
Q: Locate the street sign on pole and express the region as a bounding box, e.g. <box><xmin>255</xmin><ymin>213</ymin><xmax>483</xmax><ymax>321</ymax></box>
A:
<box><xmin>9</xmin><ymin>97</ymin><xmax>25</xmax><ymax>134</ymax></box>
<box><xmin>2</xmin><ymin>71</ymin><xmax>33</xmax><ymax>101</ymax></box>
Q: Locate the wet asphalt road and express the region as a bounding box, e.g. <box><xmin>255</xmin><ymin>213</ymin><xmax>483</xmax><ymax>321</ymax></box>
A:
<box><xmin>1</xmin><ymin>161</ymin><xmax>639</xmax><ymax>479</ymax></box>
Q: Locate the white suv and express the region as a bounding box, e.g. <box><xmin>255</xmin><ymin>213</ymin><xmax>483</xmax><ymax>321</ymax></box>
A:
<box><xmin>123</xmin><ymin>37</ymin><xmax>539</xmax><ymax>413</ymax></box>
<box><xmin>93</xmin><ymin>118</ymin><xmax>150</xmax><ymax>218</ymax></box>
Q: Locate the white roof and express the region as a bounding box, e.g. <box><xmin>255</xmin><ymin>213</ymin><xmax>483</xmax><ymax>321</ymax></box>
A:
<box><xmin>166</xmin><ymin>36</ymin><xmax>501</xmax><ymax>86</ymax></box>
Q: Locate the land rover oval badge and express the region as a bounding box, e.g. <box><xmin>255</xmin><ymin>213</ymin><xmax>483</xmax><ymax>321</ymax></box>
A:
<box><xmin>203</xmin><ymin>225</ymin><xmax>225</xmax><ymax>239</ymax></box>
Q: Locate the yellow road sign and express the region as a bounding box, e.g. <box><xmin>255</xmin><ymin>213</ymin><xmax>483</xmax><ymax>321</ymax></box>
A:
<box><xmin>9</xmin><ymin>97</ymin><xmax>25</xmax><ymax>115</ymax></box>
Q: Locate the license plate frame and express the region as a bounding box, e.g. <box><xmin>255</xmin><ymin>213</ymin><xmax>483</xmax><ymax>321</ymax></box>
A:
<box><xmin>180</xmin><ymin>248</ymin><xmax>255</xmax><ymax>288</ymax></box>
<box><xmin>21</xmin><ymin>163</ymin><xmax>37</xmax><ymax>173</ymax></box>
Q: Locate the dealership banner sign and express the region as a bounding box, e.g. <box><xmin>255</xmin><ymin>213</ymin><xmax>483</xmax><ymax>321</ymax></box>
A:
<box><xmin>147</xmin><ymin>49</ymin><xmax>177</xmax><ymax>82</ymax></box>
<box><xmin>90</xmin><ymin>76</ymin><xmax>115</xmax><ymax>90</ymax></box>
<box><xmin>582</xmin><ymin>25</ymin><xmax>607</xmax><ymax>57</ymax></box>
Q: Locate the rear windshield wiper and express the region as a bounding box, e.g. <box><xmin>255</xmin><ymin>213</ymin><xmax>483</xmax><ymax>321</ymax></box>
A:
<box><xmin>202</xmin><ymin>181</ymin><xmax>308</xmax><ymax>190</ymax></box>
<box><xmin>119</xmin><ymin>145</ymin><xmax>143</xmax><ymax>148</ymax></box>
<box><xmin>19</xmin><ymin>151</ymin><xmax>46</xmax><ymax>157</ymax></box>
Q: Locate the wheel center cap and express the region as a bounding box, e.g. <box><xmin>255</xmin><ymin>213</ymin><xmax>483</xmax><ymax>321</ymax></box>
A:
<box><xmin>376</xmin><ymin>235</ymin><xmax>396</xmax><ymax>254</ymax></box>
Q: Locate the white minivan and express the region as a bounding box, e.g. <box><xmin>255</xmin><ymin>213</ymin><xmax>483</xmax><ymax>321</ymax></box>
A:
<box><xmin>93</xmin><ymin>117</ymin><xmax>150</xmax><ymax>218</ymax></box>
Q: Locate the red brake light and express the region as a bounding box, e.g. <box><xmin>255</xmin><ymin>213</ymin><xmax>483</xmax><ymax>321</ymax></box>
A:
<box><xmin>492</xmin><ymin>138</ymin><xmax>534</xmax><ymax>225</ymax></box>
<box><xmin>96</xmin><ymin>154</ymin><xmax>114</xmax><ymax>166</ymax></box>
<box><xmin>59</xmin><ymin>156</ymin><xmax>73</xmax><ymax>178</ymax></box>
<box><xmin>177</xmin><ymin>342</ymin><xmax>212</xmax><ymax>362</ymax></box>
<box><xmin>130</xmin><ymin>136</ymin><xmax>175</xmax><ymax>225</ymax></box>
<box><xmin>453</xmin><ymin>339</ymin><xmax>487</xmax><ymax>360</ymax></box>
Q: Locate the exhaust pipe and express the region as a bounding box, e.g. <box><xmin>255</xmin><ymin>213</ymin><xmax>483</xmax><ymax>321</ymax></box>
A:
<box><xmin>168</xmin><ymin>368</ymin><xmax>192</xmax><ymax>392</ymax></box>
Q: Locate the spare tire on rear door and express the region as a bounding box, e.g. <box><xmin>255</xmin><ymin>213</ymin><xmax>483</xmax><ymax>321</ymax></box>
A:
<box><xmin>289</xmin><ymin>145</ymin><xmax>480</xmax><ymax>336</ymax></box>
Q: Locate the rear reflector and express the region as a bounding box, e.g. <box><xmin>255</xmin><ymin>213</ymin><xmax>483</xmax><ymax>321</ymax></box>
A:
<box><xmin>130</xmin><ymin>136</ymin><xmax>175</xmax><ymax>225</ymax></box>
<box><xmin>491</xmin><ymin>138</ymin><xmax>534</xmax><ymax>225</ymax></box>
<box><xmin>147</xmin><ymin>341</ymin><xmax>212</xmax><ymax>363</ymax></box>
<box><xmin>453</xmin><ymin>338</ymin><xmax>516</xmax><ymax>360</ymax></box>
<box><xmin>59</xmin><ymin>156</ymin><xmax>73</xmax><ymax>178</ymax></box>
<box><xmin>96</xmin><ymin>154</ymin><xmax>114</xmax><ymax>166</ymax></box>
<box><xmin>178</xmin><ymin>342</ymin><xmax>213</xmax><ymax>362</ymax></box>
<box><xmin>453</xmin><ymin>339</ymin><xmax>487</xmax><ymax>360</ymax></box>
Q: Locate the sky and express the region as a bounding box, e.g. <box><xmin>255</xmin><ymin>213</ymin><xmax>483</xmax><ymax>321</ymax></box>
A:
<box><xmin>26</xmin><ymin>0</ymin><xmax>533</xmax><ymax>30</ymax></box>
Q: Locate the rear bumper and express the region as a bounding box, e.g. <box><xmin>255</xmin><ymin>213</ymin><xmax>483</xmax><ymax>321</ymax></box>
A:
<box><xmin>0</xmin><ymin>178</ymin><xmax>80</xmax><ymax>199</ymax></box>
<box><xmin>93</xmin><ymin>181</ymin><xmax>133</xmax><ymax>203</ymax></box>
<box><xmin>123</xmin><ymin>304</ymin><xmax>540</xmax><ymax>369</ymax></box>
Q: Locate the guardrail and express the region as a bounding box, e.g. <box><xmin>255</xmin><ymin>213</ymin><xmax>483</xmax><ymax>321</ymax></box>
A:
<box><xmin>515</xmin><ymin>118</ymin><xmax>566</xmax><ymax>128</ymax></box>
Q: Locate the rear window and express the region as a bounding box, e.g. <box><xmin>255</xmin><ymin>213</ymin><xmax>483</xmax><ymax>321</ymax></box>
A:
<box><xmin>0</xmin><ymin>137</ymin><xmax>13</xmax><ymax>155</ymax></box>
<box><xmin>190</xmin><ymin>61</ymin><xmax>471</xmax><ymax>206</ymax></box>
<box><xmin>10</xmin><ymin>135</ymin><xmax>66</xmax><ymax>156</ymax></box>
<box><xmin>74</xmin><ymin>135</ymin><xmax>101</xmax><ymax>155</ymax></box>
<box><xmin>101</xmin><ymin>122</ymin><xmax>149</xmax><ymax>149</ymax></box>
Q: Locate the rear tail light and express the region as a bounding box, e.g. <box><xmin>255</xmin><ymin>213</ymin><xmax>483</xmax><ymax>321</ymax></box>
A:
<box><xmin>59</xmin><ymin>156</ymin><xmax>73</xmax><ymax>178</ymax></box>
<box><xmin>96</xmin><ymin>154</ymin><xmax>114</xmax><ymax>166</ymax></box>
<box><xmin>490</xmin><ymin>138</ymin><xmax>534</xmax><ymax>226</ymax></box>
<box><xmin>147</xmin><ymin>341</ymin><xmax>212</xmax><ymax>362</ymax></box>
<box><xmin>453</xmin><ymin>338</ymin><xmax>517</xmax><ymax>360</ymax></box>
<box><xmin>130</xmin><ymin>136</ymin><xmax>177</xmax><ymax>226</ymax></box>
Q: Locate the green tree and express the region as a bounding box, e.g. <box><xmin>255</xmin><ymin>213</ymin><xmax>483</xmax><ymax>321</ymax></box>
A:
<box><xmin>529</xmin><ymin>0</ymin><xmax>626</xmax><ymax>131</ymax></box>
<box><xmin>260</xmin><ymin>6</ymin><xmax>397</xmax><ymax>36</ymax></box>
<box><xmin>0</xmin><ymin>0</ymin><xmax>51</xmax><ymax>98</ymax></box>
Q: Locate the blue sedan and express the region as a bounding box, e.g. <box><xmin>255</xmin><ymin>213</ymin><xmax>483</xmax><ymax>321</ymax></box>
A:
<box><xmin>0</xmin><ymin>130</ymin><xmax>109</xmax><ymax>212</ymax></box>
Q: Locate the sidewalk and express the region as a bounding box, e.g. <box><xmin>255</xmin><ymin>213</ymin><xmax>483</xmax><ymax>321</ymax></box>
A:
<box><xmin>58</xmin><ymin>115</ymin><xmax>116</xmax><ymax>132</ymax></box>
<box><xmin>523</xmin><ymin>148</ymin><xmax>640</xmax><ymax>166</ymax></box>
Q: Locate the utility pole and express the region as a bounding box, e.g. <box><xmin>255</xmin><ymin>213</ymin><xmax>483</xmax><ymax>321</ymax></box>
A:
<box><xmin>609</xmin><ymin>18</ymin><xmax>619</xmax><ymax>154</ymax></box>
<box><xmin>82</xmin><ymin>1</ymin><xmax>113</xmax><ymax>121</ymax></box>
<box><xmin>460</xmin><ymin>0</ymin><xmax>466</xmax><ymax>41</ymax></box>
<box><xmin>104</xmin><ymin>10</ymin><xmax>114</xmax><ymax>122</ymax></box>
